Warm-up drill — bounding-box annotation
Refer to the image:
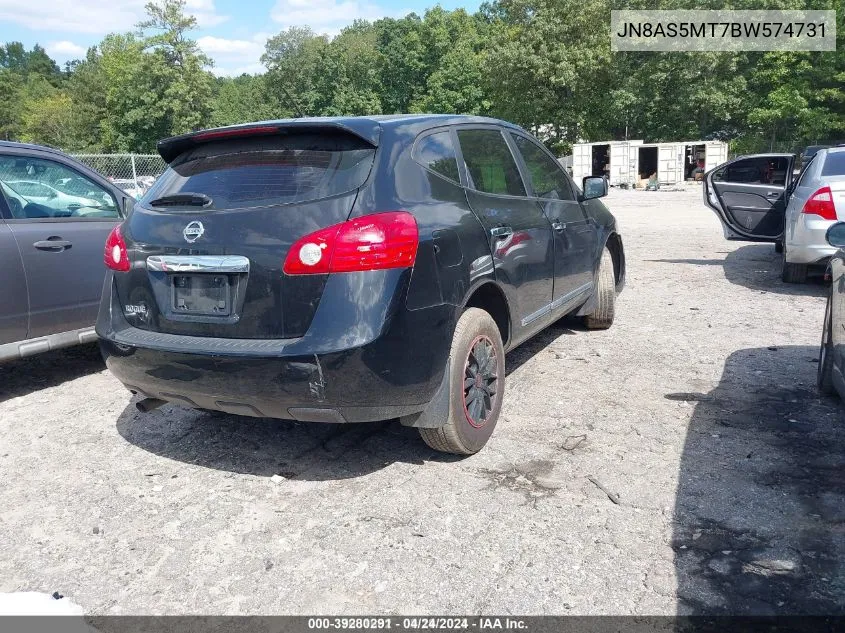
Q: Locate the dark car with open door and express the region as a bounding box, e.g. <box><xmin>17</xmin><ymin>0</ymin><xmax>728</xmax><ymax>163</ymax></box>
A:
<box><xmin>97</xmin><ymin>115</ymin><xmax>625</xmax><ymax>455</ymax></box>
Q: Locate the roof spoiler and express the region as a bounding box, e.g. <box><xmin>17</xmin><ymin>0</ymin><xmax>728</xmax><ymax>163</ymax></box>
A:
<box><xmin>156</xmin><ymin>119</ymin><xmax>381</xmax><ymax>163</ymax></box>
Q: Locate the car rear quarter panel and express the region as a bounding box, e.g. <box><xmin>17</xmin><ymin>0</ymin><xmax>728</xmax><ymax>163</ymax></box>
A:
<box><xmin>353</xmin><ymin>126</ymin><xmax>497</xmax><ymax>321</ymax></box>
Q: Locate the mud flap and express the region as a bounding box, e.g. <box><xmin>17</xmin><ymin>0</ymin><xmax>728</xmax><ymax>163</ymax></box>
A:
<box><xmin>574</xmin><ymin>293</ymin><xmax>596</xmax><ymax>317</ymax></box>
<box><xmin>399</xmin><ymin>359</ymin><xmax>450</xmax><ymax>428</ymax></box>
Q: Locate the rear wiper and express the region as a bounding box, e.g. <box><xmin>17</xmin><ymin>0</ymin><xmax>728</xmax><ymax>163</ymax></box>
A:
<box><xmin>148</xmin><ymin>193</ymin><xmax>212</xmax><ymax>208</ymax></box>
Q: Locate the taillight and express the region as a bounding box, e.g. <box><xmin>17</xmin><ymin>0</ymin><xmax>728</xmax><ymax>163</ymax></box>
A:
<box><xmin>104</xmin><ymin>224</ymin><xmax>130</xmax><ymax>272</ymax></box>
<box><xmin>802</xmin><ymin>186</ymin><xmax>837</xmax><ymax>220</ymax></box>
<box><xmin>283</xmin><ymin>212</ymin><xmax>418</xmax><ymax>275</ymax></box>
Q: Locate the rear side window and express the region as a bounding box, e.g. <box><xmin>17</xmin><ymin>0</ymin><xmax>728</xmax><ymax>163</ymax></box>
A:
<box><xmin>821</xmin><ymin>152</ymin><xmax>845</xmax><ymax>177</ymax></box>
<box><xmin>457</xmin><ymin>129</ymin><xmax>526</xmax><ymax>196</ymax></box>
<box><xmin>142</xmin><ymin>134</ymin><xmax>376</xmax><ymax>211</ymax></box>
<box><xmin>413</xmin><ymin>131</ymin><xmax>460</xmax><ymax>183</ymax></box>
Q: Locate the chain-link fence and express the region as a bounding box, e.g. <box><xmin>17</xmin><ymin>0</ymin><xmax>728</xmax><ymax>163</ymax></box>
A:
<box><xmin>70</xmin><ymin>154</ymin><xmax>167</xmax><ymax>200</ymax></box>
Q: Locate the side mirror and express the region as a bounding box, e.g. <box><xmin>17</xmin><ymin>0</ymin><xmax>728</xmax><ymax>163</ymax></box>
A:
<box><xmin>582</xmin><ymin>176</ymin><xmax>608</xmax><ymax>200</ymax></box>
<box><xmin>826</xmin><ymin>222</ymin><xmax>845</xmax><ymax>248</ymax></box>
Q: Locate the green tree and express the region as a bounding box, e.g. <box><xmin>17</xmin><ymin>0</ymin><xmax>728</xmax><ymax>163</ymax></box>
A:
<box><xmin>411</xmin><ymin>9</ymin><xmax>491</xmax><ymax>115</ymax></box>
<box><xmin>211</xmin><ymin>74</ymin><xmax>280</xmax><ymax>126</ymax></box>
<box><xmin>65</xmin><ymin>48</ymin><xmax>109</xmax><ymax>151</ymax></box>
<box><xmin>262</xmin><ymin>26</ymin><xmax>331</xmax><ymax>117</ymax></box>
<box><xmin>482</xmin><ymin>0</ymin><xmax>616</xmax><ymax>150</ymax></box>
<box><xmin>19</xmin><ymin>86</ymin><xmax>76</xmax><ymax>149</ymax></box>
<box><xmin>374</xmin><ymin>15</ymin><xmax>426</xmax><ymax>113</ymax></box>
<box><xmin>138</xmin><ymin>0</ymin><xmax>214</xmax><ymax>137</ymax></box>
<box><xmin>0</xmin><ymin>69</ymin><xmax>23</xmax><ymax>140</ymax></box>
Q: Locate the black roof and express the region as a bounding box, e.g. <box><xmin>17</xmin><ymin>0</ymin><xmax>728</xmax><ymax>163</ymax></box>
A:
<box><xmin>157</xmin><ymin>115</ymin><xmax>524</xmax><ymax>162</ymax></box>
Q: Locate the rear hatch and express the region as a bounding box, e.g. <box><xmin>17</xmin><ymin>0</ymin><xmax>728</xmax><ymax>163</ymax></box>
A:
<box><xmin>116</xmin><ymin>125</ymin><xmax>377</xmax><ymax>339</ymax></box>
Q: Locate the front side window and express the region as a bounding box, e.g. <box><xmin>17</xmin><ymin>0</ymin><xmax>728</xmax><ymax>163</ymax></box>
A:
<box><xmin>0</xmin><ymin>155</ymin><xmax>119</xmax><ymax>220</ymax></box>
<box><xmin>413</xmin><ymin>131</ymin><xmax>460</xmax><ymax>183</ymax></box>
<box><xmin>712</xmin><ymin>156</ymin><xmax>790</xmax><ymax>186</ymax></box>
<box><xmin>456</xmin><ymin>129</ymin><xmax>526</xmax><ymax>197</ymax></box>
<box><xmin>512</xmin><ymin>134</ymin><xmax>575</xmax><ymax>201</ymax></box>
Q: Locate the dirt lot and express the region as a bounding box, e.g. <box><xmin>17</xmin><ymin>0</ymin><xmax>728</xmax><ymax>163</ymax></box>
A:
<box><xmin>1</xmin><ymin>187</ymin><xmax>843</xmax><ymax>615</ymax></box>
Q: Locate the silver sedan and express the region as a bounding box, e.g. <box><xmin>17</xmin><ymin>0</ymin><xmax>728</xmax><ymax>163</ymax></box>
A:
<box><xmin>782</xmin><ymin>147</ymin><xmax>845</xmax><ymax>282</ymax></box>
<box><xmin>704</xmin><ymin>146</ymin><xmax>845</xmax><ymax>283</ymax></box>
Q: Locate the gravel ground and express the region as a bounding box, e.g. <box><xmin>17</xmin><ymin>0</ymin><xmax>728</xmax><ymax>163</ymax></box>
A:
<box><xmin>1</xmin><ymin>187</ymin><xmax>843</xmax><ymax>615</ymax></box>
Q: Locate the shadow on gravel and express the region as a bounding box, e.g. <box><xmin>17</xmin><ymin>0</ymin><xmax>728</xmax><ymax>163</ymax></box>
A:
<box><xmin>505</xmin><ymin>320</ymin><xmax>579</xmax><ymax>376</ymax></box>
<box><xmin>116</xmin><ymin>325</ymin><xmax>580</xmax><ymax>480</ymax></box>
<box><xmin>0</xmin><ymin>343</ymin><xmax>104</xmax><ymax>403</ymax></box>
<box><xmin>116</xmin><ymin>403</ymin><xmax>462</xmax><ymax>480</ymax></box>
<box><xmin>673</xmin><ymin>345</ymin><xmax>845</xmax><ymax>614</ymax></box>
<box><xmin>648</xmin><ymin>244</ymin><xmax>826</xmax><ymax>296</ymax></box>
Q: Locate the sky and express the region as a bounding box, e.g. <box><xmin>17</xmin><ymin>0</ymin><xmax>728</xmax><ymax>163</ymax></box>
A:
<box><xmin>0</xmin><ymin>0</ymin><xmax>481</xmax><ymax>77</ymax></box>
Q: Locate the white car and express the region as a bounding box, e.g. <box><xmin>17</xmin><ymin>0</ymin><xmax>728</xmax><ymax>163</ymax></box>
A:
<box><xmin>5</xmin><ymin>180</ymin><xmax>103</xmax><ymax>215</ymax></box>
<box><xmin>111</xmin><ymin>178</ymin><xmax>147</xmax><ymax>200</ymax></box>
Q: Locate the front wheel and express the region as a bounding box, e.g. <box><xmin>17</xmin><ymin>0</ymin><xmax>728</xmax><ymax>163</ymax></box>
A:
<box><xmin>818</xmin><ymin>293</ymin><xmax>835</xmax><ymax>395</ymax></box>
<box><xmin>419</xmin><ymin>308</ymin><xmax>505</xmax><ymax>455</ymax></box>
<box><xmin>583</xmin><ymin>248</ymin><xmax>616</xmax><ymax>330</ymax></box>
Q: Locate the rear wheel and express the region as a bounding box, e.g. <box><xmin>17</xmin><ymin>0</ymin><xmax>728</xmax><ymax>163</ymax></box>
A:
<box><xmin>419</xmin><ymin>308</ymin><xmax>505</xmax><ymax>455</ymax></box>
<box><xmin>818</xmin><ymin>293</ymin><xmax>835</xmax><ymax>395</ymax></box>
<box><xmin>781</xmin><ymin>259</ymin><xmax>808</xmax><ymax>284</ymax></box>
<box><xmin>583</xmin><ymin>248</ymin><xmax>616</xmax><ymax>330</ymax></box>
<box><xmin>781</xmin><ymin>245</ymin><xmax>808</xmax><ymax>284</ymax></box>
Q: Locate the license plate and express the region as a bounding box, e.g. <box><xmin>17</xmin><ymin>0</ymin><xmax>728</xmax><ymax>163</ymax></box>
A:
<box><xmin>171</xmin><ymin>274</ymin><xmax>231</xmax><ymax>316</ymax></box>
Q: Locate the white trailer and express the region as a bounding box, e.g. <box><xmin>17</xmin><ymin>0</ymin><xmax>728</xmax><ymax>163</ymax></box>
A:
<box><xmin>703</xmin><ymin>141</ymin><xmax>728</xmax><ymax>172</ymax></box>
<box><xmin>571</xmin><ymin>140</ymin><xmax>643</xmax><ymax>187</ymax></box>
<box><xmin>632</xmin><ymin>140</ymin><xmax>729</xmax><ymax>186</ymax></box>
<box><xmin>572</xmin><ymin>139</ymin><xmax>728</xmax><ymax>187</ymax></box>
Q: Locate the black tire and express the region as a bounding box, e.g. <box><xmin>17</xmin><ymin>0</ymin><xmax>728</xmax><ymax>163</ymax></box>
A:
<box><xmin>818</xmin><ymin>292</ymin><xmax>835</xmax><ymax>395</ymax></box>
<box><xmin>781</xmin><ymin>252</ymin><xmax>808</xmax><ymax>284</ymax></box>
<box><xmin>419</xmin><ymin>308</ymin><xmax>505</xmax><ymax>455</ymax></box>
<box><xmin>583</xmin><ymin>248</ymin><xmax>616</xmax><ymax>330</ymax></box>
<box><xmin>775</xmin><ymin>241</ymin><xmax>784</xmax><ymax>254</ymax></box>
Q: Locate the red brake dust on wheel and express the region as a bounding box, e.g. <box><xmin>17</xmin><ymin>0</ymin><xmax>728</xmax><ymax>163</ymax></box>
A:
<box><xmin>462</xmin><ymin>334</ymin><xmax>500</xmax><ymax>428</ymax></box>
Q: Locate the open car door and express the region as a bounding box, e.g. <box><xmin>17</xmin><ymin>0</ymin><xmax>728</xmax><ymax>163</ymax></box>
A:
<box><xmin>703</xmin><ymin>153</ymin><xmax>795</xmax><ymax>242</ymax></box>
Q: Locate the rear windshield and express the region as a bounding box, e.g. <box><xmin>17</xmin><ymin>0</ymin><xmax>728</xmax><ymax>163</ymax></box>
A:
<box><xmin>140</xmin><ymin>133</ymin><xmax>376</xmax><ymax>211</ymax></box>
<box><xmin>821</xmin><ymin>152</ymin><xmax>845</xmax><ymax>177</ymax></box>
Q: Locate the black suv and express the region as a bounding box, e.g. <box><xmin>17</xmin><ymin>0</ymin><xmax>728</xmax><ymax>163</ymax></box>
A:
<box><xmin>97</xmin><ymin>115</ymin><xmax>625</xmax><ymax>454</ymax></box>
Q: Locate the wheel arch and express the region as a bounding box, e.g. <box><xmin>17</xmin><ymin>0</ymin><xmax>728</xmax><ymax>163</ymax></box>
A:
<box><xmin>603</xmin><ymin>231</ymin><xmax>626</xmax><ymax>292</ymax></box>
<box><xmin>460</xmin><ymin>280</ymin><xmax>512</xmax><ymax>348</ymax></box>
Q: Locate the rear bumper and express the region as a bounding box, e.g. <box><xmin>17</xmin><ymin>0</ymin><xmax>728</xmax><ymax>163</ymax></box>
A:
<box><xmin>97</xmin><ymin>271</ymin><xmax>455</xmax><ymax>422</ymax></box>
<box><xmin>786</xmin><ymin>215</ymin><xmax>837</xmax><ymax>265</ymax></box>
<box><xmin>100</xmin><ymin>341</ymin><xmax>440</xmax><ymax>422</ymax></box>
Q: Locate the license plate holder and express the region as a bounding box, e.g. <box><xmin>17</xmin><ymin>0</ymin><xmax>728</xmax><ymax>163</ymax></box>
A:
<box><xmin>171</xmin><ymin>274</ymin><xmax>232</xmax><ymax>316</ymax></box>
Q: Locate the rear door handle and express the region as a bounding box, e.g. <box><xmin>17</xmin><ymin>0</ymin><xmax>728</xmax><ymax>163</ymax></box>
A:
<box><xmin>33</xmin><ymin>238</ymin><xmax>72</xmax><ymax>251</ymax></box>
<box><xmin>766</xmin><ymin>192</ymin><xmax>782</xmax><ymax>199</ymax></box>
<box><xmin>490</xmin><ymin>226</ymin><xmax>513</xmax><ymax>239</ymax></box>
<box><xmin>552</xmin><ymin>220</ymin><xmax>565</xmax><ymax>232</ymax></box>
